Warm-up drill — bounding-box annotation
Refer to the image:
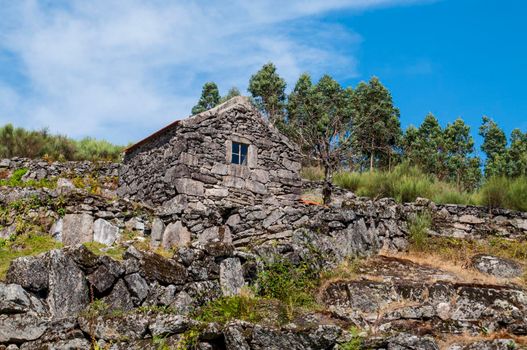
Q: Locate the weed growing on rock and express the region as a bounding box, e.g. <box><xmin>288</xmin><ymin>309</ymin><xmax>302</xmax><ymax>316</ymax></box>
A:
<box><xmin>152</xmin><ymin>335</ymin><xmax>170</xmax><ymax>350</ymax></box>
<box><xmin>176</xmin><ymin>328</ymin><xmax>199</xmax><ymax>350</ymax></box>
<box><xmin>339</xmin><ymin>326</ymin><xmax>364</xmax><ymax>350</ymax></box>
<box><xmin>256</xmin><ymin>258</ymin><xmax>318</xmax><ymax>307</ymax></box>
<box><xmin>83</xmin><ymin>242</ymin><xmax>126</xmax><ymax>261</ymax></box>
<box><xmin>407</xmin><ymin>211</ymin><xmax>432</xmax><ymax>249</ymax></box>
<box><xmin>0</xmin><ymin>233</ymin><xmax>62</xmax><ymax>279</ymax></box>
<box><xmin>195</xmin><ymin>292</ymin><xmax>263</xmax><ymax>324</ymax></box>
<box><xmin>0</xmin><ymin>168</ymin><xmax>57</xmax><ymax>189</ymax></box>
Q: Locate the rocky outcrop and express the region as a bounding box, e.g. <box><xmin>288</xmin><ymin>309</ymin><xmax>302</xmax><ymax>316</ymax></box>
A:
<box><xmin>471</xmin><ymin>254</ymin><xmax>524</xmax><ymax>279</ymax></box>
<box><xmin>321</xmin><ymin>256</ymin><xmax>527</xmax><ymax>338</ymax></box>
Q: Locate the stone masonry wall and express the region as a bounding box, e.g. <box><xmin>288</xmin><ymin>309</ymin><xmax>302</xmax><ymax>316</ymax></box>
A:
<box><xmin>0</xmin><ymin>157</ymin><xmax>119</xmax><ymax>180</ymax></box>
<box><xmin>118</xmin><ymin>97</ymin><xmax>302</xmax><ymax>208</ymax></box>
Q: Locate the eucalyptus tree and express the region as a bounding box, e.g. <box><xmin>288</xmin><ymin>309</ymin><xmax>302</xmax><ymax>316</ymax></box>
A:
<box><xmin>248</xmin><ymin>62</ymin><xmax>287</xmax><ymax>126</ymax></box>
<box><xmin>351</xmin><ymin>77</ymin><xmax>401</xmax><ymax>171</ymax></box>
<box><xmin>479</xmin><ymin>116</ymin><xmax>508</xmax><ymax>178</ymax></box>
<box><xmin>286</xmin><ymin>74</ymin><xmax>353</xmax><ymax>203</ymax></box>
<box><xmin>191</xmin><ymin>82</ymin><xmax>221</xmax><ymax>115</ymax></box>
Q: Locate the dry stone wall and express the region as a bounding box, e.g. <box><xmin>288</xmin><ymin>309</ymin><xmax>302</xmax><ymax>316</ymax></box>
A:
<box><xmin>118</xmin><ymin>97</ymin><xmax>302</xmax><ymax>208</ymax></box>
<box><xmin>0</xmin><ymin>157</ymin><xmax>119</xmax><ymax>180</ymax></box>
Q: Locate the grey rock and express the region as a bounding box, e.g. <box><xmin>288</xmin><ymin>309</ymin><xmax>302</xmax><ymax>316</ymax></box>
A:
<box><xmin>224</xmin><ymin>322</ymin><xmax>250</xmax><ymax>350</ymax></box>
<box><xmin>384</xmin><ymin>333</ymin><xmax>439</xmax><ymax>350</ymax></box>
<box><xmin>220</xmin><ymin>258</ymin><xmax>244</xmax><ymax>296</ymax></box>
<box><xmin>56</xmin><ymin>178</ymin><xmax>75</xmax><ymax>195</ymax></box>
<box><xmin>46</xmin><ymin>250</ymin><xmax>89</xmax><ymax>318</ymax></box>
<box><xmin>199</xmin><ymin>226</ymin><xmax>232</xmax><ymax>243</ymax></box>
<box><xmin>471</xmin><ymin>254</ymin><xmax>523</xmax><ymax>278</ymax></box>
<box><xmin>93</xmin><ymin>218</ymin><xmax>120</xmax><ymax>246</ymax></box>
<box><xmin>150</xmin><ymin>217</ymin><xmax>165</xmax><ymax>247</ymax></box>
<box><xmin>124</xmin><ymin>273</ymin><xmax>149</xmax><ymax>304</ymax></box>
<box><xmin>175</xmin><ymin>178</ymin><xmax>204</xmax><ymax>196</ymax></box>
<box><xmin>149</xmin><ymin>314</ymin><xmax>192</xmax><ymax>337</ymax></box>
<box><xmin>49</xmin><ymin>218</ymin><xmax>63</xmax><ymax>242</ymax></box>
<box><xmin>0</xmin><ymin>283</ymin><xmax>45</xmax><ymax>315</ymax></box>
<box><xmin>0</xmin><ymin>314</ymin><xmax>48</xmax><ymax>343</ymax></box>
<box><xmin>87</xmin><ymin>264</ymin><xmax>117</xmax><ymax>294</ymax></box>
<box><xmin>79</xmin><ymin>313</ymin><xmax>149</xmax><ymax>341</ymax></box>
<box><xmin>102</xmin><ymin>279</ymin><xmax>134</xmax><ymax>311</ymax></box>
<box><xmin>162</xmin><ymin>221</ymin><xmax>191</xmax><ymax>249</ymax></box>
<box><xmin>62</xmin><ymin>214</ymin><xmax>94</xmax><ymax>246</ymax></box>
<box><xmin>158</xmin><ymin>195</ymin><xmax>188</xmax><ymax>216</ymax></box>
<box><xmin>6</xmin><ymin>256</ymin><xmax>49</xmax><ymax>293</ymax></box>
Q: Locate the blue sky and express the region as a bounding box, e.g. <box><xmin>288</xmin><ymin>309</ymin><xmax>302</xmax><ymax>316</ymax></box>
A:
<box><xmin>0</xmin><ymin>0</ymin><xmax>525</xmax><ymax>150</ymax></box>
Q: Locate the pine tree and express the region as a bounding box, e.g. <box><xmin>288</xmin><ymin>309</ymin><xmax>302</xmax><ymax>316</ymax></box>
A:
<box><xmin>191</xmin><ymin>82</ymin><xmax>221</xmax><ymax>115</ymax></box>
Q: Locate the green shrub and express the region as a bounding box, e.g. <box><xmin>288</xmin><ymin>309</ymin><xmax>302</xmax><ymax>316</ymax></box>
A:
<box><xmin>256</xmin><ymin>258</ymin><xmax>318</xmax><ymax>308</ymax></box>
<box><xmin>333</xmin><ymin>172</ymin><xmax>362</xmax><ymax>192</ymax></box>
<box><xmin>479</xmin><ymin>176</ymin><xmax>510</xmax><ymax>209</ymax></box>
<box><xmin>195</xmin><ymin>294</ymin><xmax>262</xmax><ymax>324</ymax></box>
<box><xmin>408</xmin><ymin>212</ymin><xmax>432</xmax><ymax>249</ymax></box>
<box><xmin>356</xmin><ymin>171</ymin><xmax>394</xmax><ymax>199</ymax></box>
<box><xmin>0</xmin><ymin>123</ymin><xmax>124</xmax><ymax>162</ymax></box>
<box><xmin>394</xmin><ymin>175</ymin><xmax>433</xmax><ymax>203</ymax></box>
<box><xmin>339</xmin><ymin>326</ymin><xmax>364</xmax><ymax>350</ymax></box>
<box><xmin>507</xmin><ymin>177</ymin><xmax>527</xmax><ymax>212</ymax></box>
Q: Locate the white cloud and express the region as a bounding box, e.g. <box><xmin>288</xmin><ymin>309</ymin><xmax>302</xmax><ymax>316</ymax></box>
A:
<box><xmin>0</xmin><ymin>0</ymin><xmax>428</xmax><ymax>144</ymax></box>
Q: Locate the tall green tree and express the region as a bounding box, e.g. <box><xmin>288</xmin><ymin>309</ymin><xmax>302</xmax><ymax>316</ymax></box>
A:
<box><xmin>191</xmin><ymin>82</ymin><xmax>221</xmax><ymax>115</ymax></box>
<box><xmin>479</xmin><ymin>116</ymin><xmax>508</xmax><ymax>178</ymax></box>
<box><xmin>286</xmin><ymin>74</ymin><xmax>353</xmax><ymax>203</ymax></box>
<box><xmin>507</xmin><ymin>128</ymin><xmax>527</xmax><ymax>177</ymax></box>
<box><xmin>402</xmin><ymin>113</ymin><xmax>447</xmax><ymax>179</ymax></box>
<box><xmin>285</xmin><ymin>73</ymin><xmax>313</xmax><ymax>153</ymax></box>
<box><xmin>248</xmin><ymin>62</ymin><xmax>287</xmax><ymax>126</ymax></box>
<box><xmin>444</xmin><ymin>118</ymin><xmax>481</xmax><ymax>189</ymax></box>
<box><xmin>351</xmin><ymin>77</ymin><xmax>401</xmax><ymax>171</ymax></box>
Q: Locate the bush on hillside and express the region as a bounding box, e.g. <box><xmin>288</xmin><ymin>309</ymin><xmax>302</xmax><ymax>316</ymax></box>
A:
<box><xmin>0</xmin><ymin>124</ymin><xmax>124</xmax><ymax>162</ymax></box>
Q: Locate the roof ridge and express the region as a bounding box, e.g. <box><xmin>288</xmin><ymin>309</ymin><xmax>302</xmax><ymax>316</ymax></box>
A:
<box><xmin>124</xmin><ymin>96</ymin><xmax>255</xmax><ymax>154</ymax></box>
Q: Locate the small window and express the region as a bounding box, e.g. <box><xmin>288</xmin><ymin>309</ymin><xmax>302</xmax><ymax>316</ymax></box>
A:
<box><xmin>231</xmin><ymin>142</ymin><xmax>248</xmax><ymax>165</ymax></box>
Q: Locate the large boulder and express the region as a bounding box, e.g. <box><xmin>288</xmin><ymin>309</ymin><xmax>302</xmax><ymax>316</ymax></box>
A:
<box><xmin>93</xmin><ymin>218</ymin><xmax>120</xmax><ymax>246</ymax></box>
<box><xmin>0</xmin><ymin>283</ymin><xmax>46</xmax><ymax>315</ymax></box>
<box><xmin>6</xmin><ymin>256</ymin><xmax>49</xmax><ymax>293</ymax></box>
<box><xmin>0</xmin><ymin>314</ymin><xmax>49</xmax><ymax>343</ymax></box>
<box><xmin>162</xmin><ymin>221</ymin><xmax>191</xmax><ymax>249</ymax></box>
<box><xmin>471</xmin><ymin>254</ymin><xmax>523</xmax><ymax>279</ymax></box>
<box><xmin>62</xmin><ymin>214</ymin><xmax>94</xmax><ymax>246</ymax></box>
<box><xmin>46</xmin><ymin>250</ymin><xmax>89</xmax><ymax>318</ymax></box>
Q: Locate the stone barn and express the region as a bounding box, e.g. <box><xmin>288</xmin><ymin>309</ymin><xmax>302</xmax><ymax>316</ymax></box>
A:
<box><xmin>118</xmin><ymin>96</ymin><xmax>302</xmax><ymax>209</ymax></box>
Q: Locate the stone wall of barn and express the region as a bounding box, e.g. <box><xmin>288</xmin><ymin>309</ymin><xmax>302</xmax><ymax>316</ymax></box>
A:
<box><xmin>118</xmin><ymin>97</ymin><xmax>302</xmax><ymax>208</ymax></box>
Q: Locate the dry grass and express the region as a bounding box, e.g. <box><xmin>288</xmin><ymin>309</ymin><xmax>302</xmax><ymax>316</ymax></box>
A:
<box><xmin>437</xmin><ymin>332</ymin><xmax>527</xmax><ymax>350</ymax></box>
<box><xmin>382</xmin><ymin>249</ymin><xmax>523</xmax><ymax>287</ymax></box>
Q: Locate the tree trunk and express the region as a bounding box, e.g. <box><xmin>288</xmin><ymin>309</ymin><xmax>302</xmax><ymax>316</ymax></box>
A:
<box><xmin>369</xmin><ymin>139</ymin><xmax>374</xmax><ymax>172</ymax></box>
<box><xmin>322</xmin><ymin>163</ymin><xmax>332</xmax><ymax>205</ymax></box>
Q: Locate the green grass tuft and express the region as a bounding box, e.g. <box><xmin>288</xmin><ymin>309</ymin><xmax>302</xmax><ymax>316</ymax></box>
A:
<box><xmin>83</xmin><ymin>241</ymin><xmax>126</xmax><ymax>261</ymax></box>
<box><xmin>407</xmin><ymin>212</ymin><xmax>432</xmax><ymax>249</ymax></box>
<box><xmin>0</xmin><ymin>233</ymin><xmax>62</xmax><ymax>279</ymax></box>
